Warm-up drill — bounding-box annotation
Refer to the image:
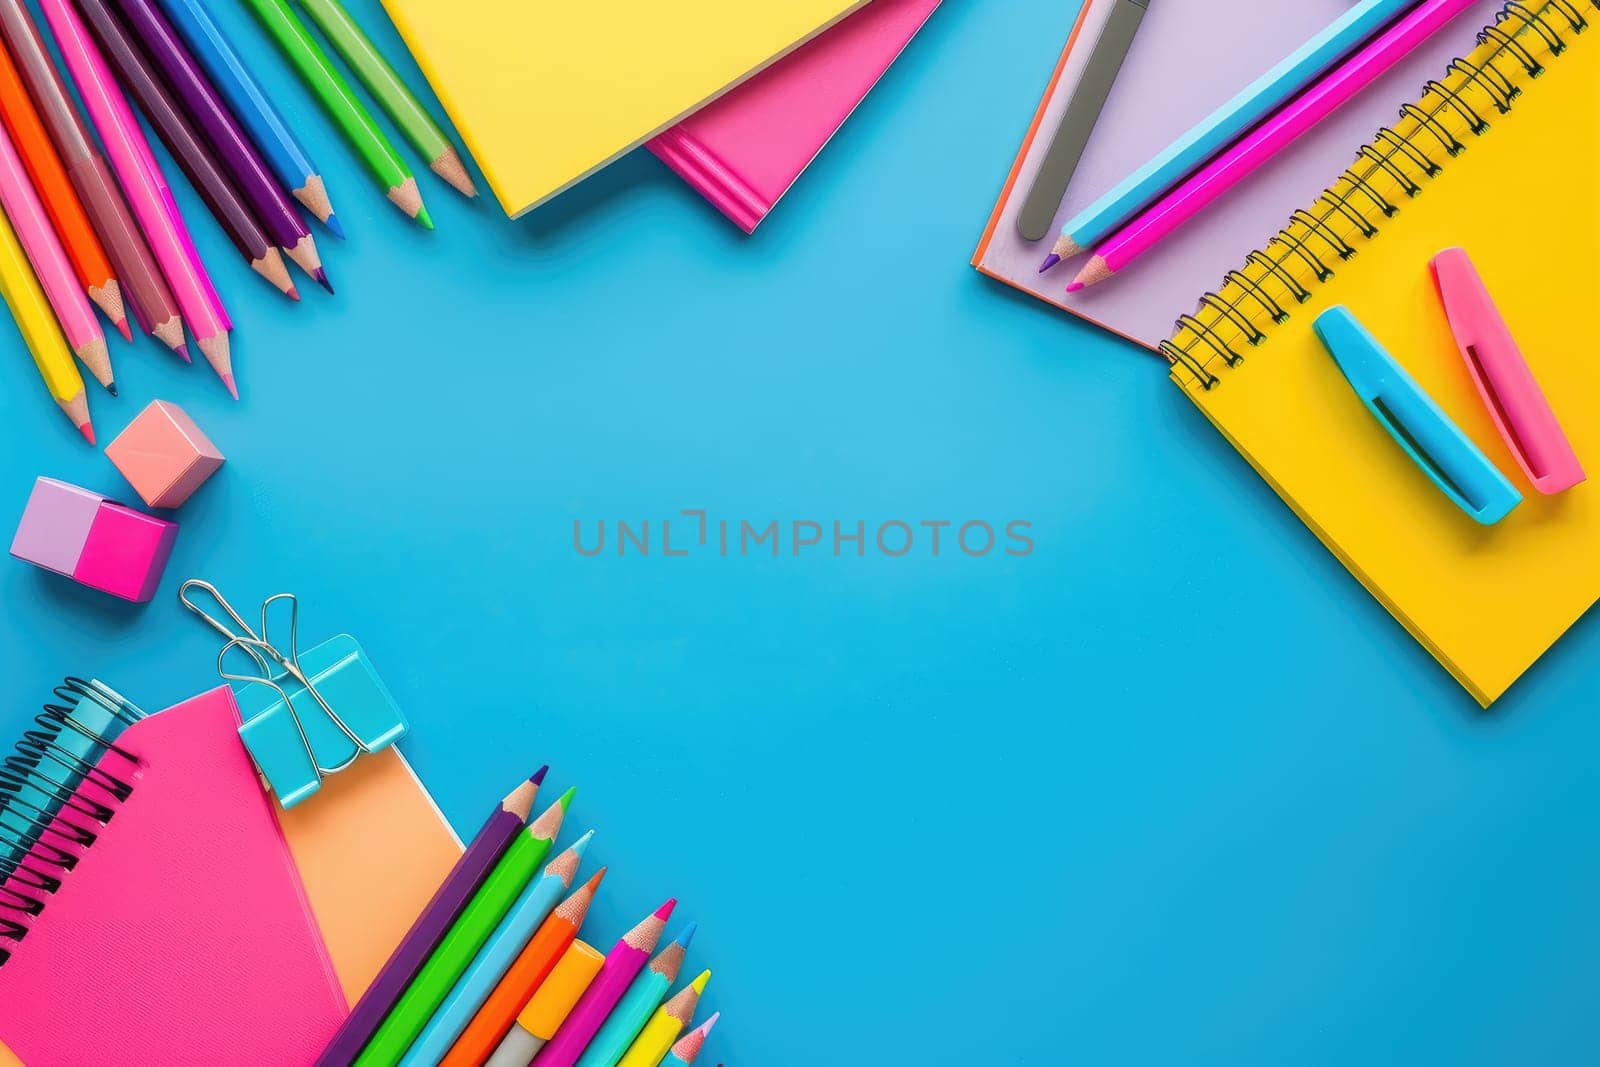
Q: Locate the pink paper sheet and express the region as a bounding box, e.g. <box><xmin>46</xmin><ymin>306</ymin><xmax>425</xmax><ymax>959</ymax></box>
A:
<box><xmin>649</xmin><ymin>0</ymin><xmax>941</xmax><ymax>232</ymax></box>
<box><xmin>973</xmin><ymin>0</ymin><xmax>1508</xmax><ymax>352</ymax></box>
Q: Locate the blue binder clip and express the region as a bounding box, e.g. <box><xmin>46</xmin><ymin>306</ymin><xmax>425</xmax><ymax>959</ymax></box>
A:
<box><xmin>178</xmin><ymin>580</ymin><xmax>408</xmax><ymax>808</ymax></box>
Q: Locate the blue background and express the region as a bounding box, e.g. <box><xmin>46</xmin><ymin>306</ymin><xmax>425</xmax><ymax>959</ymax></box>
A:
<box><xmin>3</xmin><ymin>0</ymin><xmax>1598</xmax><ymax>1063</ymax></box>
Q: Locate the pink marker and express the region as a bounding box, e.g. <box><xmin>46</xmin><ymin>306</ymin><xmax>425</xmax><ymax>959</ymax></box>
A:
<box><xmin>40</xmin><ymin>0</ymin><xmax>235</xmax><ymax>397</ymax></box>
<box><xmin>1068</xmin><ymin>0</ymin><xmax>1480</xmax><ymax>292</ymax></box>
<box><xmin>1430</xmin><ymin>247</ymin><xmax>1585</xmax><ymax>495</ymax></box>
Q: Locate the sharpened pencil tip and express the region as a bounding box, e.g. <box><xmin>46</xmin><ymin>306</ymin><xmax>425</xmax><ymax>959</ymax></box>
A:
<box><xmin>114</xmin><ymin>318</ymin><xmax>131</xmax><ymax>342</ymax></box>
<box><xmin>689</xmin><ymin>969</ymin><xmax>711</xmax><ymax>993</ymax></box>
<box><xmin>314</xmin><ymin>268</ymin><xmax>333</xmax><ymax>294</ymax></box>
<box><xmin>570</xmin><ymin>829</ymin><xmax>595</xmax><ymax>856</ymax></box>
<box><xmin>221</xmin><ymin>373</ymin><xmax>238</xmax><ymax>401</ymax></box>
<box><xmin>1065</xmin><ymin>281</ymin><xmax>1085</xmax><ymax>293</ymax></box>
<box><xmin>106</xmin><ymin>380</ymin><xmax>117</xmax><ymax>397</ymax></box>
<box><xmin>672</xmin><ymin>921</ymin><xmax>698</xmax><ymax>949</ymax></box>
<box><xmin>1038</xmin><ymin>253</ymin><xmax>1061</xmax><ymax>274</ymax></box>
<box><xmin>416</xmin><ymin>206</ymin><xmax>434</xmax><ymax>230</ymax></box>
<box><xmin>324</xmin><ymin>213</ymin><xmax>346</xmax><ymax>239</ymax></box>
<box><xmin>288</xmin><ymin>286</ymin><xmax>300</xmax><ymax>301</ymax></box>
<box><xmin>175</xmin><ymin>344</ymin><xmax>191</xmax><ymax>363</ymax></box>
<box><xmin>530</xmin><ymin>765</ymin><xmax>549</xmax><ymax>786</ymax></box>
<box><xmin>556</xmin><ymin>785</ymin><xmax>576</xmax><ymax>811</ymax></box>
<box><xmin>78</xmin><ymin>421</ymin><xmax>95</xmax><ymax>445</ymax></box>
<box><xmin>583</xmin><ymin>866</ymin><xmax>607</xmax><ymax>891</ymax></box>
<box><xmin>654</xmin><ymin>898</ymin><xmax>677</xmax><ymax>921</ymax></box>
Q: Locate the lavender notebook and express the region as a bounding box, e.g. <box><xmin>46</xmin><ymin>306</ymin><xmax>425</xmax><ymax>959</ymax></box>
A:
<box><xmin>973</xmin><ymin>0</ymin><xmax>1508</xmax><ymax>353</ymax></box>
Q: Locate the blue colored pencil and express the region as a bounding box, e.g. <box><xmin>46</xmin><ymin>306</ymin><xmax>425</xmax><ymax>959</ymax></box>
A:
<box><xmin>154</xmin><ymin>0</ymin><xmax>343</xmax><ymax>237</ymax></box>
<box><xmin>1040</xmin><ymin>0</ymin><xmax>1422</xmax><ymax>271</ymax></box>
<box><xmin>398</xmin><ymin>831</ymin><xmax>595</xmax><ymax>1067</ymax></box>
<box><xmin>575</xmin><ymin>921</ymin><xmax>697</xmax><ymax>1067</ymax></box>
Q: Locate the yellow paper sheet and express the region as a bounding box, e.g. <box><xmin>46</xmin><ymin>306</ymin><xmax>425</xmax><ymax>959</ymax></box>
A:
<box><xmin>1171</xmin><ymin>20</ymin><xmax>1599</xmax><ymax>705</ymax></box>
<box><xmin>380</xmin><ymin>0</ymin><xmax>867</xmax><ymax>216</ymax></box>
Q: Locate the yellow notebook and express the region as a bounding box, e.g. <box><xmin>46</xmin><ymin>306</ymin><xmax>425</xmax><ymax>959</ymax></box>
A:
<box><xmin>380</xmin><ymin>0</ymin><xmax>867</xmax><ymax>217</ymax></box>
<box><xmin>1161</xmin><ymin>2</ymin><xmax>1598</xmax><ymax>706</ymax></box>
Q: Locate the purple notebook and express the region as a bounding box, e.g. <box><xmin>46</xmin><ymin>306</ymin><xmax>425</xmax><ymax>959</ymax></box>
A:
<box><xmin>973</xmin><ymin>0</ymin><xmax>1509</xmax><ymax>353</ymax></box>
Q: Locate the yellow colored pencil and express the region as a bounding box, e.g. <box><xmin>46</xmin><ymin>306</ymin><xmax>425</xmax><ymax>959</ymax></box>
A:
<box><xmin>615</xmin><ymin>970</ymin><xmax>711</xmax><ymax>1067</ymax></box>
<box><xmin>0</xmin><ymin>202</ymin><xmax>91</xmax><ymax>441</ymax></box>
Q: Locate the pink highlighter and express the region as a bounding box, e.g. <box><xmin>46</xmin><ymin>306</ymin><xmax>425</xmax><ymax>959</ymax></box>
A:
<box><xmin>1430</xmin><ymin>247</ymin><xmax>1585</xmax><ymax>495</ymax></box>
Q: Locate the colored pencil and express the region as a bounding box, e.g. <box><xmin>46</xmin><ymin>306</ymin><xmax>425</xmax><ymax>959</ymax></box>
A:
<box><xmin>1039</xmin><ymin>0</ymin><xmax>1421</xmax><ymax>271</ymax></box>
<box><xmin>439</xmin><ymin>867</ymin><xmax>606</xmax><ymax>1067</ymax></box>
<box><xmin>577</xmin><ymin>922</ymin><xmax>697</xmax><ymax>1067</ymax></box>
<box><xmin>75</xmin><ymin>0</ymin><xmax>298</xmax><ymax>300</ymax></box>
<box><xmin>486</xmin><ymin>940</ymin><xmax>607</xmax><ymax>1067</ymax></box>
<box><xmin>316</xmin><ymin>769</ymin><xmax>547</xmax><ymax>1067</ymax></box>
<box><xmin>615</xmin><ymin>972</ymin><xmax>710</xmax><ymax>1067</ymax></box>
<box><xmin>295</xmin><ymin>0</ymin><xmax>473</xmax><ymax>198</ymax></box>
<box><xmin>1069</xmin><ymin>0</ymin><xmax>1478</xmax><ymax>291</ymax></box>
<box><xmin>42</xmin><ymin>0</ymin><xmax>234</xmax><ymax>394</ymax></box>
<box><xmin>0</xmin><ymin>0</ymin><xmax>184</xmax><ymax>356</ymax></box>
<box><xmin>660</xmin><ymin>1013</ymin><xmax>718</xmax><ymax>1067</ymax></box>
<box><xmin>111</xmin><ymin>0</ymin><xmax>330</xmax><ymax>290</ymax></box>
<box><xmin>402</xmin><ymin>833</ymin><xmax>596</xmax><ymax>1067</ymax></box>
<box><xmin>0</xmin><ymin>33</ymin><xmax>127</xmax><ymax>340</ymax></box>
<box><xmin>354</xmin><ymin>786</ymin><xmax>574</xmax><ymax>1067</ymax></box>
<box><xmin>531</xmin><ymin>898</ymin><xmax>678</xmax><ymax>1067</ymax></box>
<box><xmin>0</xmin><ymin>203</ymin><xmax>92</xmax><ymax>441</ymax></box>
<box><xmin>0</xmin><ymin>105</ymin><xmax>111</xmax><ymax>391</ymax></box>
<box><xmin>156</xmin><ymin>0</ymin><xmax>342</xmax><ymax>235</ymax></box>
<box><xmin>245</xmin><ymin>0</ymin><xmax>430</xmax><ymax>227</ymax></box>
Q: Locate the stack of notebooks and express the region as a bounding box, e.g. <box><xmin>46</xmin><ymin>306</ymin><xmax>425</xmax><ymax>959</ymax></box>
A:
<box><xmin>976</xmin><ymin>0</ymin><xmax>1599</xmax><ymax>705</ymax></box>
<box><xmin>378</xmin><ymin>0</ymin><xmax>943</xmax><ymax>226</ymax></box>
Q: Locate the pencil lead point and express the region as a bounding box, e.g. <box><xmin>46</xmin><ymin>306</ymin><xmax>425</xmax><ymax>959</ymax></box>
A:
<box><xmin>530</xmin><ymin>765</ymin><xmax>549</xmax><ymax>786</ymax></box>
<box><xmin>654</xmin><ymin>898</ymin><xmax>677</xmax><ymax>921</ymax></box>
<box><xmin>556</xmin><ymin>785</ymin><xmax>576</xmax><ymax>811</ymax></box>
<box><xmin>672</xmin><ymin>921</ymin><xmax>698</xmax><ymax>948</ymax></box>
<box><xmin>314</xmin><ymin>268</ymin><xmax>334</xmax><ymax>294</ymax></box>
<box><xmin>221</xmin><ymin>372</ymin><xmax>239</xmax><ymax>401</ymax></box>
<box><xmin>1065</xmin><ymin>281</ymin><xmax>1085</xmax><ymax>293</ymax></box>
<box><xmin>78</xmin><ymin>421</ymin><xmax>95</xmax><ymax>445</ymax></box>
<box><xmin>288</xmin><ymin>286</ymin><xmax>301</xmax><ymax>301</ymax></box>
<box><xmin>1038</xmin><ymin>253</ymin><xmax>1061</xmax><ymax>274</ymax></box>
<box><xmin>175</xmin><ymin>344</ymin><xmax>191</xmax><ymax>364</ymax></box>
<box><xmin>324</xmin><ymin>213</ymin><xmax>346</xmax><ymax>239</ymax></box>
<box><xmin>115</xmin><ymin>318</ymin><xmax>131</xmax><ymax>342</ymax></box>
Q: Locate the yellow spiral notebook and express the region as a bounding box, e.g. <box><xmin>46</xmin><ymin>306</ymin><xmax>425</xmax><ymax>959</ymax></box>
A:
<box><xmin>1160</xmin><ymin>1</ymin><xmax>1598</xmax><ymax>706</ymax></box>
<box><xmin>380</xmin><ymin>0</ymin><xmax>867</xmax><ymax>217</ymax></box>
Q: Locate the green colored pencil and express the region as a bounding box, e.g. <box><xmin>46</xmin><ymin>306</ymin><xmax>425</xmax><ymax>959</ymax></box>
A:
<box><xmin>244</xmin><ymin>0</ymin><xmax>431</xmax><ymax>228</ymax></box>
<box><xmin>295</xmin><ymin>0</ymin><xmax>474</xmax><ymax>199</ymax></box>
<box><xmin>353</xmin><ymin>787</ymin><xmax>573</xmax><ymax>1066</ymax></box>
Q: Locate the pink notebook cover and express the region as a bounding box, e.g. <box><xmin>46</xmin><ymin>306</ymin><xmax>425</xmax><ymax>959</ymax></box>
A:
<box><xmin>647</xmin><ymin>0</ymin><xmax>941</xmax><ymax>233</ymax></box>
<box><xmin>972</xmin><ymin>0</ymin><xmax>1508</xmax><ymax>353</ymax></box>
<box><xmin>0</xmin><ymin>687</ymin><xmax>347</xmax><ymax>1067</ymax></box>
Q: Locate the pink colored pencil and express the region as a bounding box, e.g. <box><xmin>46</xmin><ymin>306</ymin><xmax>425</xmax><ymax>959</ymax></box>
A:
<box><xmin>0</xmin><ymin>112</ymin><xmax>113</xmax><ymax>392</ymax></box>
<box><xmin>39</xmin><ymin>0</ymin><xmax>234</xmax><ymax>396</ymax></box>
<box><xmin>662</xmin><ymin>1013</ymin><xmax>719</xmax><ymax>1067</ymax></box>
<box><xmin>1069</xmin><ymin>0</ymin><xmax>1479</xmax><ymax>291</ymax></box>
<box><xmin>530</xmin><ymin>898</ymin><xmax>677</xmax><ymax>1067</ymax></box>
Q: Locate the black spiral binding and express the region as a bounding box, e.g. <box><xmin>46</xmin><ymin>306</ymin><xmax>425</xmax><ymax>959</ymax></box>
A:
<box><xmin>0</xmin><ymin>678</ymin><xmax>146</xmax><ymax>967</ymax></box>
<box><xmin>1160</xmin><ymin>0</ymin><xmax>1594</xmax><ymax>390</ymax></box>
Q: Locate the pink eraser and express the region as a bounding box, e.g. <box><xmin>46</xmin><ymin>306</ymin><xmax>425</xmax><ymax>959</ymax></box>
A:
<box><xmin>72</xmin><ymin>501</ymin><xmax>179</xmax><ymax>602</ymax></box>
<box><xmin>10</xmin><ymin>477</ymin><xmax>106</xmax><ymax>576</ymax></box>
<box><xmin>104</xmin><ymin>400</ymin><xmax>225</xmax><ymax>508</ymax></box>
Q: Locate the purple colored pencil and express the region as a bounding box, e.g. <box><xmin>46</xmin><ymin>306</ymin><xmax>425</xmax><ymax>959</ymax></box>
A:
<box><xmin>314</xmin><ymin>768</ymin><xmax>548</xmax><ymax>1067</ymax></box>
<box><xmin>108</xmin><ymin>0</ymin><xmax>330</xmax><ymax>291</ymax></box>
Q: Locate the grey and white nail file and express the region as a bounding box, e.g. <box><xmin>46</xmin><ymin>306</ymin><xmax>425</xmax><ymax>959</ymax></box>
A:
<box><xmin>1015</xmin><ymin>0</ymin><xmax>1150</xmax><ymax>242</ymax></box>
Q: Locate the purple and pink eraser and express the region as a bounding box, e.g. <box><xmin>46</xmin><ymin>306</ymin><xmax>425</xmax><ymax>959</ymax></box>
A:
<box><xmin>104</xmin><ymin>400</ymin><xmax>225</xmax><ymax>508</ymax></box>
<box><xmin>10</xmin><ymin>477</ymin><xmax>178</xmax><ymax>602</ymax></box>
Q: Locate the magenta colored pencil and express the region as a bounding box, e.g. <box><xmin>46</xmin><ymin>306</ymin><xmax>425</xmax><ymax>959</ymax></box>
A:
<box><xmin>109</xmin><ymin>0</ymin><xmax>330</xmax><ymax>291</ymax></box>
<box><xmin>41</xmin><ymin>0</ymin><xmax>234</xmax><ymax>392</ymax></box>
<box><xmin>314</xmin><ymin>768</ymin><xmax>548</xmax><ymax>1067</ymax></box>
<box><xmin>1069</xmin><ymin>0</ymin><xmax>1479</xmax><ymax>291</ymax></box>
<box><xmin>531</xmin><ymin>899</ymin><xmax>677</xmax><ymax>1067</ymax></box>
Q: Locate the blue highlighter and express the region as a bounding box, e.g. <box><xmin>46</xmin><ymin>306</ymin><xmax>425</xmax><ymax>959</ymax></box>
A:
<box><xmin>1313</xmin><ymin>306</ymin><xmax>1521</xmax><ymax>525</ymax></box>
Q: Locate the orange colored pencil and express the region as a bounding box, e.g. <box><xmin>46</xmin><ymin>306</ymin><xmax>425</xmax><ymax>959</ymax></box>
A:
<box><xmin>438</xmin><ymin>866</ymin><xmax>606</xmax><ymax>1067</ymax></box>
<box><xmin>0</xmin><ymin>36</ymin><xmax>126</xmax><ymax>338</ymax></box>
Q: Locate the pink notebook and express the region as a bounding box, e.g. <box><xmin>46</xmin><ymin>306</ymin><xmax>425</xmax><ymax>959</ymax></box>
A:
<box><xmin>647</xmin><ymin>0</ymin><xmax>941</xmax><ymax>233</ymax></box>
<box><xmin>973</xmin><ymin>0</ymin><xmax>1509</xmax><ymax>352</ymax></box>
<box><xmin>0</xmin><ymin>687</ymin><xmax>347</xmax><ymax>1066</ymax></box>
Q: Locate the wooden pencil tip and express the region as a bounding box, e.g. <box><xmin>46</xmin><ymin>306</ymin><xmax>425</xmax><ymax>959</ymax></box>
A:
<box><xmin>152</xmin><ymin>317</ymin><xmax>186</xmax><ymax>355</ymax></box>
<box><xmin>60</xmin><ymin>391</ymin><xmax>93</xmax><ymax>444</ymax></box>
<box><xmin>88</xmin><ymin>280</ymin><xmax>127</xmax><ymax>336</ymax></box>
<box><xmin>197</xmin><ymin>333</ymin><xmax>234</xmax><ymax>394</ymax></box>
<box><xmin>293</xmin><ymin>175</ymin><xmax>336</xmax><ymax>226</ymax></box>
<box><xmin>284</xmin><ymin>235</ymin><xmax>323</xmax><ymax>279</ymax></box>
<box><xmin>79</xmin><ymin>421</ymin><xmax>95</xmax><ymax>445</ymax></box>
<box><xmin>1052</xmin><ymin>234</ymin><xmax>1081</xmax><ymax>259</ymax></box>
<box><xmin>430</xmin><ymin>147</ymin><xmax>477</xmax><ymax>197</ymax></box>
<box><xmin>256</xmin><ymin>249</ymin><xmax>297</xmax><ymax>297</ymax></box>
<box><xmin>73</xmin><ymin>336</ymin><xmax>114</xmax><ymax>389</ymax></box>
<box><xmin>530</xmin><ymin>765</ymin><xmax>549</xmax><ymax>786</ymax></box>
<box><xmin>387</xmin><ymin>177</ymin><xmax>425</xmax><ymax>220</ymax></box>
<box><xmin>1071</xmin><ymin>255</ymin><xmax>1115</xmax><ymax>291</ymax></box>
